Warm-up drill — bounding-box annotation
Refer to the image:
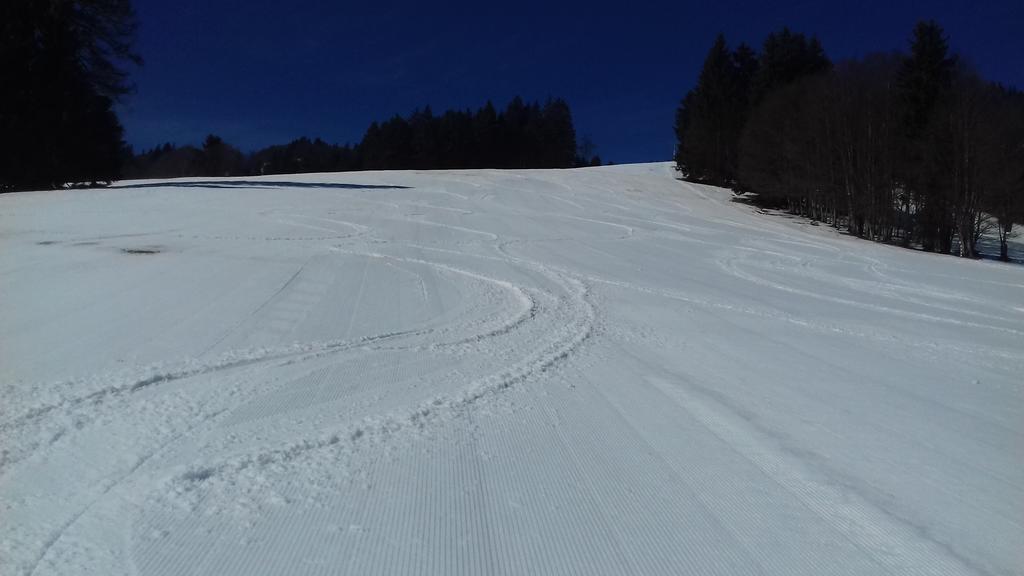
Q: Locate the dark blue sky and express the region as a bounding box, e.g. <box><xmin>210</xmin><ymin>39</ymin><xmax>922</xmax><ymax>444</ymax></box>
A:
<box><xmin>119</xmin><ymin>0</ymin><xmax>1022</xmax><ymax>164</ymax></box>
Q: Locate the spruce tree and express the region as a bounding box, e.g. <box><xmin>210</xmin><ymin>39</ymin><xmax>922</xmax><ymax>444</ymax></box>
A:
<box><xmin>473</xmin><ymin>101</ymin><xmax>500</xmax><ymax>168</ymax></box>
<box><xmin>675</xmin><ymin>34</ymin><xmax>743</xmax><ymax>185</ymax></box>
<box><xmin>897</xmin><ymin>20</ymin><xmax>956</xmax><ymax>252</ymax></box>
<box><xmin>540</xmin><ymin>98</ymin><xmax>577</xmax><ymax>168</ymax></box>
<box><xmin>750</xmin><ymin>28</ymin><xmax>831</xmax><ymax>107</ymax></box>
<box><xmin>1</xmin><ymin>0</ymin><xmax>140</xmax><ymax>191</ymax></box>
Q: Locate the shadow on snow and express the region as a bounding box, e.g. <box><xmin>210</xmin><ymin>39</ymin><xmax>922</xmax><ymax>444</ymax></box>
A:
<box><xmin>115</xmin><ymin>180</ymin><xmax>410</xmax><ymax>191</ymax></box>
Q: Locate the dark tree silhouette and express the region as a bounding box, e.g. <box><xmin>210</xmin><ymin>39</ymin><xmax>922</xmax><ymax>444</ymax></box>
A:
<box><xmin>540</xmin><ymin>98</ymin><xmax>578</xmax><ymax>169</ymax></box>
<box><xmin>983</xmin><ymin>87</ymin><xmax>1024</xmax><ymax>261</ymax></box>
<box><xmin>897</xmin><ymin>20</ymin><xmax>957</xmax><ymax>252</ymax></box>
<box><xmin>749</xmin><ymin>28</ymin><xmax>831</xmax><ymax>107</ymax></box>
<box><xmin>123</xmin><ymin>143</ymin><xmax>201</xmax><ymax>179</ymax></box>
<box><xmin>675</xmin><ymin>34</ymin><xmax>750</xmax><ymax>185</ymax></box>
<box><xmin>703</xmin><ymin>20</ymin><xmax>1023</xmax><ymax>260</ymax></box>
<box><xmin>1</xmin><ymin>0</ymin><xmax>141</xmax><ymax>192</ymax></box>
<box><xmin>126</xmin><ymin>97</ymin><xmax>586</xmax><ymax>180</ymax></box>
<box><xmin>738</xmin><ymin>74</ymin><xmax>831</xmax><ymax>212</ymax></box>
<box><xmin>198</xmin><ymin>135</ymin><xmax>245</xmax><ymax>177</ymax></box>
<box><xmin>345</xmin><ymin>98</ymin><xmax>579</xmax><ymax>171</ymax></box>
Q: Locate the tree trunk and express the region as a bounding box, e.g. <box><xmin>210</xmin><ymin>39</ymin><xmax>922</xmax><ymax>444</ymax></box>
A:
<box><xmin>999</xmin><ymin>220</ymin><xmax>1012</xmax><ymax>262</ymax></box>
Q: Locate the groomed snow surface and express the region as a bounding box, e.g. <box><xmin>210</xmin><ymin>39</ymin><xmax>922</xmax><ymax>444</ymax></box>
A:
<box><xmin>1</xmin><ymin>163</ymin><xmax>1022</xmax><ymax>576</ymax></box>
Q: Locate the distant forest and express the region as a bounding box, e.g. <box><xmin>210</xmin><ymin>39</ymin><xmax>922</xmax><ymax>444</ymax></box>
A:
<box><xmin>124</xmin><ymin>97</ymin><xmax>602</xmax><ymax>181</ymax></box>
<box><xmin>4</xmin><ymin>1</ymin><xmax>1021</xmax><ymax>264</ymax></box>
<box><xmin>675</xmin><ymin>22</ymin><xmax>1024</xmax><ymax>261</ymax></box>
<box><xmin>0</xmin><ymin>1</ymin><xmax>597</xmax><ymax>193</ymax></box>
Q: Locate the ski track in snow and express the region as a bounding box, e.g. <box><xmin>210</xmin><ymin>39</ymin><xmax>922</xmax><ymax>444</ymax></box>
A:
<box><xmin>1</xmin><ymin>163</ymin><xmax>1022</xmax><ymax>576</ymax></box>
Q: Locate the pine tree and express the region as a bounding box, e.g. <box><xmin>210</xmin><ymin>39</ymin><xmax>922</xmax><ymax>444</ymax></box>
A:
<box><xmin>0</xmin><ymin>0</ymin><xmax>140</xmax><ymax>191</ymax></box>
<box><xmin>64</xmin><ymin>91</ymin><xmax>126</xmax><ymax>185</ymax></box>
<box><xmin>750</xmin><ymin>28</ymin><xmax>831</xmax><ymax>107</ymax></box>
<box><xmin>502</xmin><ymin>97</ymin><xmax>529</xmax><ymax>168</ymax></box>
<box><xmin>540</xmin><ymin>98</ymin><xmax>577</xmax><ymax>168</ymax></box>
<box><xmin>675</xmin><ymin>34</ymin><xmax>744</xmax><ymax>185</ymax></box>
<box><xmin>732</xmin><ymin>43</ymin><xmax>759</xmax><ymax>111</ymax></box>
<box><xmin>198</xmin><ymin>134</ymin><xmax>244</xmax><ymax>176</ymax></box>
<box><xmin>897</xmin><ymin>20</ymin><xmax>956</xmax><ymax>252</ymax></box>
<box><xmin>409</xmin><ymin>107</ymin><xmax>438</xmax><ymax>169</ymax></box>
<box><xmin>473</xmin><ymin>101</ymin><xmax>500</xmax><ymax>168</ymax></box>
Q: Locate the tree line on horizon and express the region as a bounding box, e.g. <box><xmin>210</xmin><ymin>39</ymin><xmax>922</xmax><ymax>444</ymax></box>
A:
<box><xmin>675</xmin><ymin>23</ymin><xmax>1024</xmax><ymax>261</ymax></box>
<box><xmin>4</xmin><ymin>2</ymin><xmax>1020</xmax><ymax>264</ymax></box>
<box><xmin>0</xmin><ymin>1</ymin><xmax>599</xmax><ymax>193</ymax></box>
<box><xmin>123</xmin><ymin>97</ymin><xmax>601</xmax><ymax>181</ymax></box>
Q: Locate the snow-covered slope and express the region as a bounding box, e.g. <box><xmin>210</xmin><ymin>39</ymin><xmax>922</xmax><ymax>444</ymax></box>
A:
<box><xmin>2</xmin><ymin>163</ymin><xmax>1021</xmax><ymax>575</ymax></box>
